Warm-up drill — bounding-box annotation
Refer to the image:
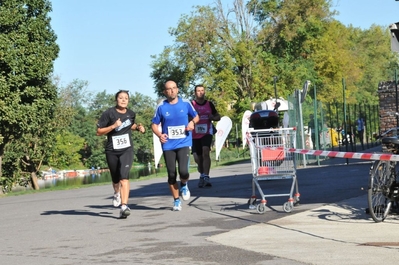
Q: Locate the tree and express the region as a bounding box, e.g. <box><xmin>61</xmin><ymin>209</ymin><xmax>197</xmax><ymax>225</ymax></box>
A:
<box><xmin>88</xmin><ymin>90</ymin><xmax>115</xmax><ymax>121</ymax></box>
<box><xmin>57</xmin><ymin>79</ymin><xmax>100</xmax><ymax>167</ymax></box>
<box><xmin>247</xmin><ymin>0</ymin><xmax>398</xmax><ymax>104</ymax></box>
<box><xmin>85</xmin><ymin>90</ymin><xmax>115</xmax><ymax>169</ymax></box>
<box><xmin>0</xmin><ymin>0</ymin><xmax>59</xmax><ymax>190</ymax></box>
<box><xmin>129</xmin><ymin>92</ymin><xmax>156</xmax><ymax>164</ymax></box>
<box><xmin>348</xmin><ymin>25</ymin><xmax>398</xmax><ymax>103</ymax></box>
<box><xmin>84</xmin><ymin>91</ymin><xmax>156</xmax><ymax>167</ymax></box>
<box><xmin>247</xmin><ymin>0</ymin><xmax>337</xmax><ymax>97</ymax></box>
<box><xmin>150</xmin><ymin>0</ymin><xmax>268</xmax><ymax>122</ymax></box>
<box><xmin>150</xmin><ymin>0</ymin><xmax>399</xmax><ymax>119</ymax></box>
<box><xmin>307</xmin><ymin>20</ymin><xmax>359</xmax><ymax>102</ymax></box>
<box><xmin>49</xmin><ymin>132</ymin><xmax>85</xmax><ymax>169</ymax></box>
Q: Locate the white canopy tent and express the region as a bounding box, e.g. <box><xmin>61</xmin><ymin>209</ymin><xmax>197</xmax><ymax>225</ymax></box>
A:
<box><xmin>253</xmin><ymin>97</ymin><xmax>289</xmax><ymax>112</ymax></box>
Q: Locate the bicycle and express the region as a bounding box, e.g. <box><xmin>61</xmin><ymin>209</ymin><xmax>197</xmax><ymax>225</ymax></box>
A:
<box><xmin>368</xmin><ymin>114</ymin><xmax>399</xmax><ymax>222</ymax></box>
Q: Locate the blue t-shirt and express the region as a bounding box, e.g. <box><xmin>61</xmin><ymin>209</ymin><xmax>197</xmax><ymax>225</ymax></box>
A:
<box><xmin>357</xmin><ymin>118</ymin><xmax>364</xmax><ymax>131</ymax></box>
<box><xmin>152</xmin><ymin>97</ymin><xmax>198</xmax><ymax>151</ymax></box>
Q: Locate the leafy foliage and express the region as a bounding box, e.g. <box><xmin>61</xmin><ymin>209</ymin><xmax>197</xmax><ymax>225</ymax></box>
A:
<box><xmin>2</xmin><ymin>0</ymin><xmax>399</xmax><ymax>192</ymax></box>
<box><xmin>150</xmin><ymin>0</ymin><xmax>399</xmax><ymax>126</ymax></box>
<box><xmin>129</xmin><ymin>92</ymin><xmax>157</xmax><ymax>163</ymax></box>
<box><xmin>64</xmin><ymin>89</ymin><xmax>157</xmax><ymax>169</ymax></box>
<box><xmin>150</xmin><ymin>1</ymin><xmax>265</xmax><ymax>120</ymax></box>
<box><xmin>49</xmin><ymin>132</ymin><xmax>85</xmax><ymax>169</ymax></box>
<box><xmin>0</xmin><ymin>0</ymin><xmax>59</xmax><ymax>190</ymax></box>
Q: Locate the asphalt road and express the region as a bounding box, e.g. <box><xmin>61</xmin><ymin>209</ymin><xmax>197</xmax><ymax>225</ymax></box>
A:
<box><xmin>0</xmin><ymin>149</ymin><xmax>390</xmax><ymax>265</ymax></box>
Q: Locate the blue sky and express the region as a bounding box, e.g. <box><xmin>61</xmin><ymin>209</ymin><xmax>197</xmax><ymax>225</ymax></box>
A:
<box><xmin>49</xmin><ymin>0</ymin><xmax>399</xmax><ymax>100</ymax></box>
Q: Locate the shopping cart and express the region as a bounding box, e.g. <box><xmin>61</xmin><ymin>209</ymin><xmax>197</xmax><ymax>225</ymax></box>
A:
<box><xmin>247</xmin><ymin>127</ymin><xmax>299</xmax><ymax>214</ymax></box>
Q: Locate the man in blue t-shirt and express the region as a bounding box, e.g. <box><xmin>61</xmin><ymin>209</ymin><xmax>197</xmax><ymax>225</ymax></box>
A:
<box><xmin>151</xmin><ymin>80</ymin><xmax>199</xmax><ymax>211</ymax></box>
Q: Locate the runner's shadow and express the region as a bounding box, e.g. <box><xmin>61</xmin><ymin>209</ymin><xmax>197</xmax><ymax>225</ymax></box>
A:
<box><xmin>130</xmin><ymin>204</ymin><xmax>170</xmax><ymax>210</ymax></box>
<box><xmin>40</xmin><ymin>209</ymin><xmax>117</xmax><ymax>219</ymax></box>
<box><xmin>86</xmin><ymin>203</ymin><xmax>169</xmax><ymax>211</ymax></box>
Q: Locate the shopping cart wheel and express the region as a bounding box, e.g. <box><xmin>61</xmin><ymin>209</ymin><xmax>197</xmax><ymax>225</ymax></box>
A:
<box><xmin>256</xmin><ymin>203</ymin><xmax>266</xmax><ymax>214</ymax></box>
<box><xmin>283</xmin><ymin>202</ymin><xmax>293</xmax><ymax>213</ymax></box>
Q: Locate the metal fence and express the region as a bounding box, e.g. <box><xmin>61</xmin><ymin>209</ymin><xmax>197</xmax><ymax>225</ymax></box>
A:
<box><xmin>287</xmin><ymin>93</ymin><xmax>380</xmax><ymax>166</ymax></box>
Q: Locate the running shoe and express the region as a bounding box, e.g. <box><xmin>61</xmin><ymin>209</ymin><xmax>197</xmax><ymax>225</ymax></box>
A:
<box><xmin>113</xmin><ymin>192</ymin><xmax>121</xmax><ymax>207</ymax></box>
<box><xmin>203</xmin><ymin>176</ymin><xmax>212</xmax><ymax>187</ymax></box>
<box><xmin>180</xmin><ymin>184</ymin><xmax>191</xmax><ymax>201</ymax></box>
<box><xmin>198</xmin><ymin>177</ymin><xmax>205</xmax><ymax>188</ymax></box>
<box><xmin>120</xmin><ymin>205</ymin><xmax>131</xmax><ymax>219</ymax></box>
<box><xmin>172</xmin><ymin>199</ymin><xmax>182</xmax><ymax>211</ymax></box>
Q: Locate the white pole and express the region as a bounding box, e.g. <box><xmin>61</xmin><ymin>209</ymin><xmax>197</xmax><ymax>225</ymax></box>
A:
<box><xmin>298</xmin><ymin>90</ymin><xmax>307</xmax><ymax>167</ymax></box>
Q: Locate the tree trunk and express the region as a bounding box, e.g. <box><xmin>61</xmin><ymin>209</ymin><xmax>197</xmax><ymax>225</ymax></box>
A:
<box><xmin>30</xmin><ymin>171</ymin><xmax>39</xmax><ymax>190</ymax></box>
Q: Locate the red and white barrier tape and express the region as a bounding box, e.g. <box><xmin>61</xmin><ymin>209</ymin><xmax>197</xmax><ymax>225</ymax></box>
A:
<box><xmin>261</xmin><ymin>146</ymin><xmax>399</xmax><ymax>161</ymax></box>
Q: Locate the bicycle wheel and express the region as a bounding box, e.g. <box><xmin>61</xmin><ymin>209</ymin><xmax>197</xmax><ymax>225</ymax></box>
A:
<box><xmin>367</xmin><ymin>160</ymin><xmax>393</xmax><ymax>222</ymax></box>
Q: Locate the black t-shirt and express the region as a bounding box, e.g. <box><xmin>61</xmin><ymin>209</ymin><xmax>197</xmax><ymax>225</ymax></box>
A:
<box><xmin>97</xmin><ymin>107</ymin><xmax>136</xmax><ymax>152</ymax></box>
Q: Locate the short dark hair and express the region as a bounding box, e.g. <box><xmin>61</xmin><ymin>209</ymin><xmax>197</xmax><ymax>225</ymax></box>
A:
<box><xmin>194</xmin><ymin>84</ymin><xmax>204</xmax><ymax>93</ymax></box>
